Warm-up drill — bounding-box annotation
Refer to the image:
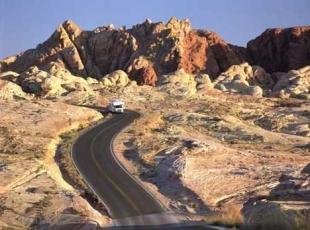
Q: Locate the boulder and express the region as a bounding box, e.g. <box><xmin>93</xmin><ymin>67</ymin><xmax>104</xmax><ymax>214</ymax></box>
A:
<box><xmin>213</xmin><ymin>63</ymin><xmax>266</xmax><ymax>97</ymax></box>
<box><xmin>159</xmin><ymin>69</ymin><xmax>197</xmax><ymax>97</ymax></box>
<box><xmin>101</xmin><ymin>70</ymin><xmax>130</xmax><ymax>87</ymax></box>
<box><xmin>243</xmin><ymin>199</ymin><xmax>309</xmax><ymax>230</ymax></box>
<box><xmin>86</xmin><ymin>77</ymin><xmax>98</xmax><ymax>84</ymax></box>
<box><xmin>195</xmin><ymin>73</ymin><xmax>213</xmax><ymax>90</ymax></box>
<box><xmin>248</xmin><ymin>86</ymin><xmax>264</xmax><ymax>98</ymax></box>
<box><xmin>139</xmin><ymin>66</ymin><xmax>157</xmax><ymax>86</ymax></box>
<box><xmin>16</xmin><ymin>66</ymin><xmax>93</xmax><ymax>97</ymax></box>
<box><xmin>0</xmin><ymin>79</ymin><xmax>28</xmax><ymax>100</ymax></box>
<box><xmin>272</xmin><ymin>66</ymin><xmax>310</xmax><ymax>98</ymax></box>
<box><xmin>127</xmin><ymin>56</ymin><xmax>157</xmax><ymax>86</ymax></box>
<box><xmin>0</xmin><ymin>71</ymin><xmax>20</xmax><ymax>83</ymax></box>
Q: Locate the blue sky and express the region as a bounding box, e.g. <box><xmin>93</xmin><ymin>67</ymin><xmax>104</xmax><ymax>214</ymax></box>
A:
<box><xmin>0</xmin><ymin>0</ymin><xmax>309</xmax><ymax>58</ymax></box>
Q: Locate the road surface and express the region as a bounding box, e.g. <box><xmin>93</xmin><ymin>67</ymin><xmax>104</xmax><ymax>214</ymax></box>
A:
<box><xmin>72</xmin><ymin>110</ymin><xmax>165</xmax><ymax>218</ymax></box>
<box><xmin>72</xmin><ymin>110</ymin><xmax>218</xmax><ymax>229</ymax></box>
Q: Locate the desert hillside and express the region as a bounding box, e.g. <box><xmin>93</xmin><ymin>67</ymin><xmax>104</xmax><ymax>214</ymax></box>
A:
<box><xmin>0</xmin><ymin>18</ymin><xmax>309</xmax><ymax>229</ymax></box>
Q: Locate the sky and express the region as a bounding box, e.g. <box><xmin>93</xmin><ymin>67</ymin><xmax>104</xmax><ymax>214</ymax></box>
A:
<box><xmin>0</xmin><ymin>0</ymin><xmax>309</xmax><ymax>58</ymax></box>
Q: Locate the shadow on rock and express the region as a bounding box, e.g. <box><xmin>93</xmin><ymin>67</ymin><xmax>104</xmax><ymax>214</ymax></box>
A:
<box><xmin>123</xmin><ymin>140</ymin><xmax>211</xmax><ymax>216</ymax></box>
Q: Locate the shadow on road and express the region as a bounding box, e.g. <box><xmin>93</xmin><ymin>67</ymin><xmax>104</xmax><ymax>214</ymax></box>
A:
<box><xmin>72</xmin><ymin>104</ymin><xmax>110</xmax><ymax>115</ymax></box>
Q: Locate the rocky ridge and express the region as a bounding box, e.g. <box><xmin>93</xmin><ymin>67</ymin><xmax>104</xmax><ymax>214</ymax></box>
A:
<box><xmin>3</xmin><ymin>18</ymin><xmax>308</xmax><ymax>86</ymax></box>
<box><xmin>1</xmin><ymin>19</ymin><xmax>309</xmax><ymax>98</ymax></box>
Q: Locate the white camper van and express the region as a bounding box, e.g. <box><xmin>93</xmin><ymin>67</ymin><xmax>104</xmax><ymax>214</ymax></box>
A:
<box><xmin>108</xmin><ymin>100</ymin><xmax>125</xmax><ymax>113</ymax></box>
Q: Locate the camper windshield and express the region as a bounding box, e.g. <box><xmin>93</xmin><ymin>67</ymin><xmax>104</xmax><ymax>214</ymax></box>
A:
<box><xmin>114</xmin><ymin>105</ymin><xmax>123</xmax><ymax>108</ymax></box>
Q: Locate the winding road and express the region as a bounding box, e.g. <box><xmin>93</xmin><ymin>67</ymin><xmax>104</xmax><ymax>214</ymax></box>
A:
<box><xmin>72</xmin><ymin>110</ymin><xmax>216</xmax><ymax>229</ymax></box>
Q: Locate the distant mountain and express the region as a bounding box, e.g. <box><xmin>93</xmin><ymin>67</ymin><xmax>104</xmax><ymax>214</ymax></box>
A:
<box><xmin>1</xmin><ymin>18</ymin><xmax>309</xmax><ymax>85</ymax></box>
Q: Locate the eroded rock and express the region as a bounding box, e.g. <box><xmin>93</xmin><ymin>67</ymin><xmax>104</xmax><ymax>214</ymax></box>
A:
<box><xmin>213</xmin><ymin>63</ymin><xmax>267</xmax><ymax>97</ymax></box>
<box><xmin>159</xmin><ymin>69</ymin><xmax>197</xmax><ymax>97</ymax></box>
<box><xmin>16</xmin><ymin>66</ymin><xmax>93</xmax><ymax>97</ymax></box>
<box><xmin>1</xmin><ymin>18</ymin><xmax>248</xmax><ymax>85</ymax></box>
<box><xmin>272</xmin><ymin>66</ymin><xmax>310</xmax><ymax>99</ymax></box>
<box><xmin>248</xmin><ymin>26</ymin><xmax>310</xmax><ymax>73</ymax></box>
<box><xmin>0</xmin><ymin>79</ymin><xmax>28</xmax><ymax>100</ymax></box>
<box><xmin>100</xmin><ymin>70</ymin><xmax>131</xmax><ymax>87</ymax></box>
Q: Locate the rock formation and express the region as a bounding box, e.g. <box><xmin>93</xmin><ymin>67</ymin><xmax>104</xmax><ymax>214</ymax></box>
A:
<box><xmin>100</xmin><ymin>70</ymin><xmax>131</xmax><ymax>87</ymax></box>
<box><xmin>0</xmin><ymin>79</ymin><xmax>28</xmax><ymax>100</ymax></box>
<box><xmin>213</xmin><ymin>63</ymin><xmax>269</xmax><ymax>97</ymax></box>
<box><xmin>272</xmin><ymin>65</ymin><xmax>310</xmax><ymax>99</ymax></box>
<box><xmin>247</xmin><ymin>26</ymin><xmax>310</xmax><ymax>73</ymax></box>
<box><xmin>159</xmin><ymin>69</ymin><xmax>197</xmax><ymax>97</ymax></box>
<box><xmin>159</xmin><ymin>68</ymin><xmax>213</xmax><ymax>97</ymax></box>
<box><xmin>1</xmin><ymin>18</ymin><xmax>309</xmax><ymax>92</ymax></box>
<box><xmin>126</xmin><ymin>56</ymin><xmax>157</xmax><ymax>86</ymax></box>
<box><xmin>1</xmin><ymin>65</ymin><xmax>95</xmax><ymax>98</ymax></box>
<box><xmin>0</xmin><ymin>18</ymin><xmax>248</xmax><ymax>85</ymax></box>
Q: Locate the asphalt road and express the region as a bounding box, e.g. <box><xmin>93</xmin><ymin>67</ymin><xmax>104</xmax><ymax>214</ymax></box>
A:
<box><xmin>72</xmin><ymin>110</ymin><xmax>219</xmax><ymax>229</ymax></box>
<box><xmin>72</xmin><ymin>110</ymin><xmax>165</xmax><ymax>218</ymax></box>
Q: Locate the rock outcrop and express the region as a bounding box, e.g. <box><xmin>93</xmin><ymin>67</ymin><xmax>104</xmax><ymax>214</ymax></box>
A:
<box><xmin>247</xmin><ymin>26</ymin><xmax>310</xmax><ymax>73</ymax></box>
<box><xmin>0</xmin><ymin>79</ymin><xmax>28</xmax><ymax>100</ymax></box>
<box><xmin>213</xmin><ymin>63</ymin><xmax>269</xmax><ymax>97</ymax></box>
<box><xmin>18</xmin><ymin>67</ymin><xmax>66</xmax><ymax>96</ymax></box>
<box><xmin>159</xmin><ymin>68</ymin><xmax>213</xmax><ymax>97</ymax></box>
<box><xmin>100</xmin><ymin>70</ymin><xmax>131</xmax><ymax>87</ymax></box>
<box><xmin>0</xmin><ymin>20</ymin><xmax>90</xmax><ymax>76</ymax></box>
<box><xmin>127</xmin><ymin>56</ymin><xmax>157</xmax><ymax>86</ymax></box>
<box><xmin>2</xmin><ymin>65</ymin><xmax>96</xmax><ymax>98</ymax></box>
<box><xmin>195</xmin><ymin>73</ymin><xmax>213</xmax><ymax>91</ymax></box>
<box><xmin>272</xmin><ymin>65</ymin><xmax>310</xmax><ymax>99</ymax></box>
<box><xmin>0</xmin><ymin>71</ymin><xmax>20</xmax><ymax>83</ymax></box>
<box><xmin>159</xmin><ymin>69</ymin><xmax>197</xmax><ymax>97</ymax></box>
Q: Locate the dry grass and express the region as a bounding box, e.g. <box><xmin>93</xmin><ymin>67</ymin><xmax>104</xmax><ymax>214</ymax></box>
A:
<box><xmin>204</xmin><ymin>205</ymin><xmax>243</xmax><ymax>228</ymax></box>
<box><xmin>204</xmin><ymin>207</ymin><xmax>310</xmax><ymax>229</ymax></box>
<box><xmin>56</xmin><ymin>130</ymin><xmax>88</xmax><ymax>191</ymax></box>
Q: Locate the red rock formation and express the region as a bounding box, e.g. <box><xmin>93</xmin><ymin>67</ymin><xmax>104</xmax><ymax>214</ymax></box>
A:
<box><xmin>179</xmin><ymin>31</ymin><xmax>208</xmax><ymax>74</ymax></box>
<box><xmin>247</xmin><ymin>26</ymin><xmax>310</xmax><ymax>73</ymax></box>
<box><xmin>126</xmin><ymin>56</ymin><xmax>157</xmax><ymax>86</ymax></box>
<box><xmin>1</xmin><ymin>18</ymin><xmax>309</xmax><ymax>86</ymax></box>
<box><xmin>138</xmin><ymin>66</ymin><xmax>157</xmax><ymax>86</ymax></box>
<box><xmin>179</xmin><ymin>30</ymin><xmax>248</xmax><ymax>78</ymax></box>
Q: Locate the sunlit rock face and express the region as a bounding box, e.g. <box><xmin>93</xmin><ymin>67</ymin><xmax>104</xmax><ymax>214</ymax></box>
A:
<box><xmin>1</xmin><ymin>19</ymin><xmax>309</xmax><ymax>88</ymax></box>
<box><xmin>0</xmin><ymin>18</ymin><xmax>248</xmax><ymax>85</ymax></box>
